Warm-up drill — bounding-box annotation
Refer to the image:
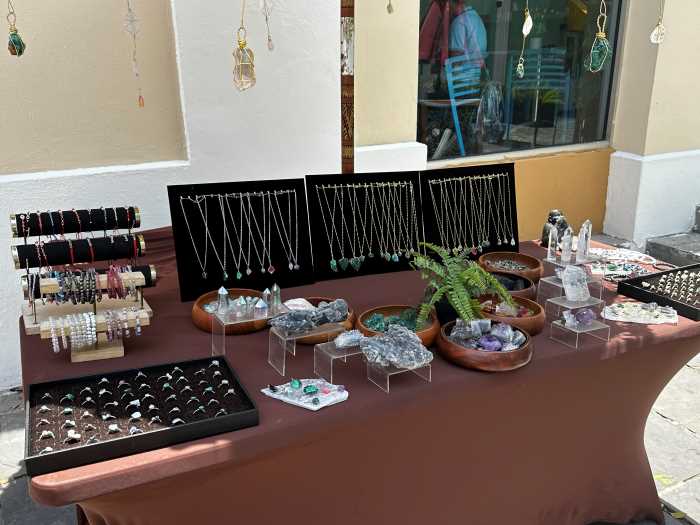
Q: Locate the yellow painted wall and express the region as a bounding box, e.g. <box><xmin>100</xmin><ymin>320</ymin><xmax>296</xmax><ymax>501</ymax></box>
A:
<box><xmin>0</xmin><ymin>0</ymin><xmax>186</xmax><ymax>176</ymax></box>
<box><xmin>355</xmin><ymin>0</ymin><xmax>419</xmax><ymax>146</ymax></box>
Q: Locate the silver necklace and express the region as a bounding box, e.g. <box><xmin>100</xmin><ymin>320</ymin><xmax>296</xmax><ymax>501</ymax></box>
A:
<box><xmin>223</xmin><ymin>194</ymin><xmax>249</xmax><ymax>279</ymax></box>
<box><xmin>317</xmin><ymin>185</ymin><xmax>341</xmax><ymax>272</ymax></box>
<box><xmin>179</xmin><ymin>196</ymin><xmax>209</xmax><ymax>279</ymax></box>
<box><xmin>193</xmin><ymin>196</ymin><xmax>228</xmax><ymax>281</ymax></box>
<box><xmin>270</xmin><ymin>190</ymin><xmax>299</xmax><ymax>271</ymax></box>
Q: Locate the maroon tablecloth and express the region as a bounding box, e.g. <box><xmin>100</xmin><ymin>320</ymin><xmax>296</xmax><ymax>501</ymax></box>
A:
<box><xmin>22</xmin><ymin>228</ymin><xmax>700</xmax><ymax>525</ymax></box>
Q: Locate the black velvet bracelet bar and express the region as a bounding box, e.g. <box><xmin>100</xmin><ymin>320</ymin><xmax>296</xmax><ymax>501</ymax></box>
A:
<box><xmin>13</xmin><ymin>235</ymin><xmax>145</xmax><ymax>270</ymax></box>
<box><xmin>11</xmin><ymin>207</ymin><xmax>140</xmax><ymax>238</ymax></box>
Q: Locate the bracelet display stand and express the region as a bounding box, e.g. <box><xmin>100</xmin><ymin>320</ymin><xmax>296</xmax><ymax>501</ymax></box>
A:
<box><xmin>536</xmin><ymin>275</ymin><xmax>604</xmax><ymax>305</ymax></box>
<box><xmin>366</xmin><ymin>361</ymin><xmax>432</xmax><ymax>393</ymax></box>
<box><xmin>268</xmin><ymin>324</ymin><xmax>346</xmax><ymax>376</ymax></box>
<box><xmin>544</xmin><ymin>296</ymin><xmax>605</xmax><ymax>319</ymax></box>
<box><xmin>210</xmin><ymin>303</ymin><xmax>289</xmax><ymax>358</ymax></box>
<box><xmin>313</xmin><ymin>342</ymin><xmax>364</xmax><ymax>383</ymax></box>
<box><xmin>549</xmin><ymin>319</ymin><xmax>611</xmax><ymax>349</ymax></box>
<box><xmin>12</xmin><ymin>205</ymin><xmax>156</xmax><ymax>363</ymax></box>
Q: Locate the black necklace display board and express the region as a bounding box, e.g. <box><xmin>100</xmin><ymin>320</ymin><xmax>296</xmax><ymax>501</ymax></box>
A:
<box><xmin>167</xmin><ymin>179</ymin><xmax>314</xmax><ymax>302</ymax></box>
<box><xmin>419</xmin><ymin>164</ymin><xmax>519</xmax><ymax>258</ymax></box>
<box><xmin>305</xmin><ymin>171</ymin><xmax>425</xmax><ymax>281</ymax></box>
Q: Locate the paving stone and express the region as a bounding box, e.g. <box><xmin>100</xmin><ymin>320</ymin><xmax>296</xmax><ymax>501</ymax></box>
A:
<box><xmin>645</xmin><ymin>412</ymin><xmax>700</xmax><ymax>492</ymax></box>
<box><xmin>0</xmin><ymin>475</ymin><xmax>75</xmax><ymax>525</ymax></box>
<box><xmin>0</xmin><ymin>392</ymin><xmax>22</xmax><ymax>416</ymax></box>
<box><xmin>661</xmin><ymin>477</ymin><xmax>700</xmax><ymax>524</ymax></box>
<box><xmin>646</xmin><ymin>232</ymin><xmax>700</xmax><ymax>267</ymax></box>
<box><xmin>653</xmin><ymin>367</ymin><xmax>700</xmax><ymax>430</ymax></box>
<box><xmin>0</xmin><ymin>413</ymin><xmax>25</xmax><ymax>482</ymax></box>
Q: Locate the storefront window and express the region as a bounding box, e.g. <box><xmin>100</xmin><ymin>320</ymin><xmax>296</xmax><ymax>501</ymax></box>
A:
<box><xmin>418</xmin><ymin>0</ymin><xmax>620</xmax><ymax>160</ymax></box>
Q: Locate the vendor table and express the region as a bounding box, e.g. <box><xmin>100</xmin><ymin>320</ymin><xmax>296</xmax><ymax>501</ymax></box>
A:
<box><xmin>21</xmin><ymin>228</ymin><xmax>700</xmax><ymax>525</ymax></box>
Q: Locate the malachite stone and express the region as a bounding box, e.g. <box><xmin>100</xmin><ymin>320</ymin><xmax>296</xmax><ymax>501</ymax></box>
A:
<box><xmin>339</xmin><ymin>257</ymin><xmax>349</xmax><ymax>271</ymax></box>
<box><xmin>312</xmin><ymin>397</ymin><xmax>320</xmax><ymax>406</ymax></box>
<box><xmin>303</xmin><ymin>385</ymin><xmax>319</xmax><ymax>395</ymax></box>
<box><xmin>290</xmin><ymin>378</ymin><xmax>302</xmax><ymax>390</ymax></box>
<box><xmin>8</xmin><ymin>31</ymin><xmax>25</xmax><ymax>57</ymax></box>
<box><xmin>350</xmin><ymin>257</ymin><xmax>361</xmax><ymax>271</ymax></box>
<box><xmin>391</xmin><ymin>253</ymin><xmax>399</xmax><ymax>263</ymax></box>
<box><xmin>236</xmin><ymin>271</ymin><xmax>243</xmax><ymax>280</ymax></box>
<box><xmin>330</xmin><ymin>259</ymin><xmax>338</xmax><ymax>272</ymax></box>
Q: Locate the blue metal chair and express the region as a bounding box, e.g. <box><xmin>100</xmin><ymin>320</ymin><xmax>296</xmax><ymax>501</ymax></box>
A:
<box><xmin>444</xmin><ymin>55</ymin><xmax>483</xmax><ymax>156</ymax></box>
<box><xmin>503</xmin><ymin>48</ymin><xmax>571</xmax><ymax>145</ymax></box>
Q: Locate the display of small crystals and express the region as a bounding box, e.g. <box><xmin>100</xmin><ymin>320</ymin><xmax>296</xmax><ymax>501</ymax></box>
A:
<box><xmin>269</xmin><ymin>299</ymin><xmax>349</xmax><ymax>335</ymax></box>
<box><xmin>360</xmin><ymin>325</ymin><xmax>433</xmax><ymax>370</ymax></box>
<box><xmin>261</xmin><ymin>379</ymin><xmax>348</xmax><ymax>411</ymax></box>
<box><xmin>449</xmin><ymin>319</ymin><xmax>526</xmax><ymax>352</ymax></box>
<box><xmin>204</xmin><ymin>286</ymin><xmax>287</xmax><ymax>322</ymax></box>
<box><xmin>603</xmin><ymin>302</ymin><xmax>678</xmax><ymax>325</ymax></box>
<box><xmin>363</xmin><ymin>308</ymin><xmax>419</xmax><ymax>333</ymax></box>
<box><xmin>562</xmin><ymin>308</ymin><xmax>597</xmax><ymax>329</ymax></box>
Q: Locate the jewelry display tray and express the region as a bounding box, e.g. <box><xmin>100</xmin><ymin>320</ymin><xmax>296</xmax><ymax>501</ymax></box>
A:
<box><xmin>24</xmin><ymin>357</ymin><xmax>258</xmax><ymax>477</ymax></box>
<box><xmin>617</xmin><ymin>263</ymin><xmax>700</xmax><ymax>321</ymax></box>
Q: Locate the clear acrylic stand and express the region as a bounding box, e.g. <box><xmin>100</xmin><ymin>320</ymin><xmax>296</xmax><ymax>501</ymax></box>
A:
<box><xmin>545</xmin><ymin>296</ymin><xmax>605</xmax><ymax>319</ymax></box>
<box><xmin>314</xmin><ymin>341</ymin><xmax>363</xmax><ymax>383</ymax></box>
<box><xmin>211</xmin><ymin>304</ymin><xmax>289</xmax><ymax>357</ymax></box>
<box><xmin>268</xmin><ymin>323</ymin><xmax>346</xmax><ymax>376</ymax></box>
<box><xmin>536</xmin><ymin>275</ymin><xmax>604</xmax><ymax>305</ymax></box>
<box><xmin>549</xmin><ymin>319</ymin><xmax>611</xmax><ymax>349</ymax></box>
<box><xmin>543</xmin><ymin>254</ymin><xmax>599</xmax><ymax>269</ymax></box>
<box><xmin>366</xmin><ymin>362</ymin><xmax>432</xmax><ymax>393</ymax></box>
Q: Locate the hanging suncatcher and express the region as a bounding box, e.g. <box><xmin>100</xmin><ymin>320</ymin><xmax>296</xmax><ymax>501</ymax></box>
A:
<box><xmin>6</xmin><ymin>0</ymin><xmax>25</xmax><ymax>57</ymax></box>
<box><xmin>515</xmin><ymin>0</ymin><xmax>532</xmax><ymax>79</ymax></box>
<box><xmin>585</xmin><ymin>0</ymin><xmax>612</xmax><ymax>73</ymax></box>
<box><xmin>233</xmin><ymin>0</ymin><xmax>256</xmax><ymax>91</ymax></box>
<box><xmin>650</xmin><ymin>0</ymin><xmax>665</xmax><ymax>44</ymax></box>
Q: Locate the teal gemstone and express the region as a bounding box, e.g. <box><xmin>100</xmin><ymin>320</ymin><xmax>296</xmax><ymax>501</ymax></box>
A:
<box><xmin>290</xmin><ymin>379</ymin><xmax>302</xmax><ymax>390</ymax></box>
<box><xmin>339</xmin><ymin>257</ymin><xmax>349</xmax><ymax>271</ymax></box>
<box><xmin>350</xmin><ymin>257</ymin><xmax>361</xmax><ymax>271</ymax></box>
<box><xmin>223</xmin><ymin>271</ymin><xmax>229</xmax><ymax>280</ymax></box>
<box><xmin>384</xmin><ymin>253</ymin><xmax>391</xmax><ymax>262</ymax></box>
<box><xmin>303</xmin><ymin>385</ymin><xmax>319</xmax><ymax>395</ymax></box>
<box><xmin>236</xmin><ymin>271</ymin><xmax>242</xmax><ymax>280</ymax></box>
<box><xmin>8</xmin><ymin>31</ymin><xmax>26</xmax><ymax>57</ymax></box>
<box><xmin>391</xmin><ymin>253</ymin><xmax>399</xmax><ymax>262</ymax></box>
<box><xmin>312</xmin><ymin>397</ymin><xmax>320</xmax><ymax>406</ymax></box>
<box><xmin>330</xmin><ymin>259</ymin><xmax>338</xmax><ymax>272</ymax></box>
<box><xmin>587</xmin><ymin>36</ymin><xmax>612</xmax><ymax>72</ymax></box>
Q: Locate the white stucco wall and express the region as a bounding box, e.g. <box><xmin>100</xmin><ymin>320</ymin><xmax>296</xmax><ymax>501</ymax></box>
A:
<box><xmin>0</xmin><ymin>0</ymin><xmax>341</xmax><ymax>388</ymax></box>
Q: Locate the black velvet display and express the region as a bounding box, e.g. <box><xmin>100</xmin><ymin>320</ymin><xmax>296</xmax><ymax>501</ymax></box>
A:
<box><xmin>14</xmin><ymin>235</ymin><xmax>144</xmax><ymax>270</ymax></box>
<box><xmin>12</xmin><ymin>207</ymin><xmax>139</xmax><ymax>238</ymax></box>
<box><xmin>24</xmin><ymin>357</ymin><xmax>258</xmax><ymax>477</ymax></box>
<box><xmin>419</xmin><ymin>164</ymin><xmax>519</xmax><ymax>257</ymax></box>
<box><xmin>305</xmin><ymin>171</ymin><xmax>424</xmax><ymax>281</ymax></box>
<box><xmin>167</xmin><ymin>179</ymin><xmax>314</xmax><ymax>302</ymax></box>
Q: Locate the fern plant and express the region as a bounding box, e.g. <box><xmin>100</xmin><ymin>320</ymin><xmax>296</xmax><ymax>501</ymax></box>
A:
<box><xmin>411</xmin><ymin>242</ymin><xmax>515</xmax><ymax>325</ymax></box>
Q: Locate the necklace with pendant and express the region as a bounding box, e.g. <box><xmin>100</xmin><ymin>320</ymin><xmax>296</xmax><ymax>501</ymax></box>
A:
<box><xmin>222</xmin><ymin>194</ymin><xmax>248</xmax><ymax>279</ymax></box>
<box><xmin>242</xmin><ymin>192</ymin><xmax>267</xmax><ymax>274</ymax></box>
<box><xmin>317</xmin><ymin>185</ymin><xmax>340</xmax><ymax>272</ymax></box>
<box><xmin>428</xmin><ymin>180</ymin><xmax>447</xmax><ymax>249</ymax></box>
<box><xmin>353</xmin><ymin>184</ymin><xmax>371</xmax><ymax>263</ymax></box>
<box><xmin>270</xmin><ymin>190</ymin><xmax>298</xmax><ymax>271</ymax></box>
<box><xmin>504</xmin><ymin>174</ymin><xmax>516</xmax><ymax>246</ymax></box>
<box><xmin>335</xmin><ymin>185</ymin><xmax>351</xmax><ymax>271</ymax></box>
<box><xmin>179</xmin><ymin>196</ymin><xmax>209</xmax><ymax>279</ymax></box>
<box><xmin>193</xmin><ymin>196</ymin><xmax>228</xmax><ymax>281</ymax></box>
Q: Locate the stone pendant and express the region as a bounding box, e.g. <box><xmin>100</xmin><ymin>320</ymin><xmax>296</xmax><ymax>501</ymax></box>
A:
<box><xmin>330</xmin><ymin>259</ymin><xmax>338</xmax><ymax>272</ymax></box>
<box><xmin>339</xmin><ymin>257</ymin><xmax>349</xmax><ymax>271</ymax></box>
<box><xmin>350</xmin><ymin>257</ymin><xmax>361</xmax><ymax>271</ymax></box>
<box><xmin>391</xmin><ymin>253</ymin><xmax>399</xmax><ymax>263</ymax></box>
<box><xmin>236</xmin><ymin>271</ymin><xmax>243</xmax><ymax>280</ymax></box>
<box><xmin>8</xmin><ymin>30</ymin><xmax>25</xmax><ymax>57</ymax></box>
<box><xmin>246</xmin><ymin>268</ymin><xmax>252</xmax><ymax>276</ymax></box>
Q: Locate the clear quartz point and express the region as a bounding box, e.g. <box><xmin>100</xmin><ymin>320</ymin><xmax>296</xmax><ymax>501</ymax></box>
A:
<box><xmin>576</xmin><ymin>219</ymin><xmax>592</xmax><ymax>264</ymax></box>
<box><xmin>546</xmin><ymin>227</ymin><xmax>558</xmax><ymax>261</ymax></box>
<box><xmin>560</xmin><ymin>227</ymin><xmax>573</xmax><ymax>264</ymax></box>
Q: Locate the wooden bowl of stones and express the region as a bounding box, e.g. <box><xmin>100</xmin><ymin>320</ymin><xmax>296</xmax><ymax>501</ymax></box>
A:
<box><xmin>295</xmin><ymin>297</ymin><xmax>356</xmax><ymax>345</ymax></box>
<box><xmin>478</xmin><ymin>295</ymin><xmax>546</xmax><ymax>336</ymax></box>
<box><xmin>479</xmin><ymin>252</ymin><xmax>544</xmax><ymax>283</ymax></box>
<box><xmin>356</xmin><ymin>305</ymin><xmax>440</xmax><ymax>347</ymax></box>
<box><xmin>192</xmin><ymin>288</ymin><xmax>266</xmax><ymax>335</ymax></box>
<box><xmin>489</xmin><ymin>271</ymin><xmax>537</xmax><ymax>301</ymax></box>
<box><xmin>436</xmin><ymin>320</ymin><xmax>533</xmax><ymax>372</ymax></box>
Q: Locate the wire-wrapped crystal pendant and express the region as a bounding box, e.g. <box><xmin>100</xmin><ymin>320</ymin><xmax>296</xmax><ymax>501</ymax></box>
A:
<box><xmin>585</xmin><ymin>32</ymin><xmax>612</xmax><ymax>73</ymax></box>
<box><xmin>7</xmin><ymin>27</ymin><xmax>25</xmax><ymax>56</ymax></box>
<box><xmin>233</xmin><ymin>28</ymin><xmax>256</xmax><ymax>91</ymax></box>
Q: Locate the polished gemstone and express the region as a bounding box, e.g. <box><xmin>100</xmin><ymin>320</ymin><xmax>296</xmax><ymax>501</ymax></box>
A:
<box><xmin>223</xmin><ymin>271</ymin><xmax>229</xmax><ymax>280</ymax></box>
<box><xmin>339</xmin><ymin>257</ymin><xmax>349</xmax><ymax>271</ymax></box>
<box><xmin>303</xmin><ymin>385</ymin><xmax>319</xmax><ymax>395</ymax></box>
<box><xmin>294</xmin><ymin>264</ymin><xmax>300</xmax><ymax>270</ymax></box>
<box><xmin>236</xmin><ymin>271</ymin><xmax>242</xmax><ymax>280</ymax></box>
<box><xmin>290</xmin><ymin>378</ymin><xmax>302</xmax><ymax>390</ymax></box>
<box><xmin>246</xmin><ymin>268</ymin><xmax>252</xmax><ymax>275</ymax></box>
<box><xmin>268</xmin><ymin>265</ymin><xmax>275</xmax><ymax>274</ymax></box>
<box><xmin>8</xmin><ymin>31</ymin><xmax>25</xmax><ymax>56</ymax></box>
<box><xmin>350</xmin><ymin>257</ymin><xmax>361</xmax><ymax>271</ymax></box>
<box><xmin>288</xmin><ymin>262</ymin><xmax>294</xmax><ymax>271</ymax></box>
<box><xmin>330</xmin><ymin>259</ymin><xmax>338</xmax><ymax>272</ymax></box>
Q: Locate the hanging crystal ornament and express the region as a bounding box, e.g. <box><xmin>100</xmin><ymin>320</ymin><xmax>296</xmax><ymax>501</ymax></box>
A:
<box><xmin>584</xmin><ymin>0</ymin><xmax>612</xmax><ymax>73</ymax></box>
<box><xmin>233</xmin><ymin>0</ymin><xmax>256</xmax><ymax>91</ymax></box>
<box><xmin>6</xmin><ymin>0</ymin><xmax>25</xmax><ymax>57</ymax></box>
<box><xmin>515</xmin><ymin>1</ymin><xmax>532</xmax><ymax>79</ymax></box>
<box><xmin>124</xmin><ymin>0</ymin><xmax>144</xmax><ymax>107</ymax></box>
<box><xmin>387</xmin><ymin>0</ymin><xmax>394</xmax><ymax>14</ymax></box>
<box><xmin>260</xmin><ymin>0</ymin><xmax>274</xmax><ymax>51</ymax></box>
<box><xmin>650</xmin><ymin>0</ymin><xmax>665</xmax><ymax>44</ymax></box>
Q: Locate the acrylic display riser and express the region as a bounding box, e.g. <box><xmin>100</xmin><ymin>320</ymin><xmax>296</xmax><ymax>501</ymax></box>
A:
<box><xmin>544</xmin><ymin>296</ymin><xmax>605</xmax><ymax>319</ymax></box>
<box><xmin>210</xmin><ymin>304</ymin><xmax>289</xmax><ymax>358</ymax></box>
<box><xmin>268</xmin><ymin>324</ymin><xmax>346</xmax><ymax>377</ymax></box>
<box><xmin>549</xmin><ymin>319</ymin><xmax>611</xmax><ymax>349</ymax></box>
<box><xmin>366</xmin><ymin>361</ymin><xmax>432</xmax><ymax>393</ymax></box>
<box><xmin>536</xmin><ymin>275</ymin><xmax>604</xmax><ymax>305</ymax></box>
<box><xmin>543</xmin><ymin>254</ymin><xmax>599</xmax><ymax>269</ymax></box>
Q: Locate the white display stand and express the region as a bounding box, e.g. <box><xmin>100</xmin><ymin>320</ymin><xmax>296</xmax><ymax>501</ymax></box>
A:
<box><xmin>549</xmin><ymin>319</ymin><xmax>611</xmax><ymax>349</ymax></box>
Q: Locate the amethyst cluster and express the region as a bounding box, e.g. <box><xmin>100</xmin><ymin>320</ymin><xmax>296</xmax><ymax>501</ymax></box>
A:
<box><xmin>449</xmin><ymin>319</ymin><xmax>527</xmax><ymax>352</ymax></box>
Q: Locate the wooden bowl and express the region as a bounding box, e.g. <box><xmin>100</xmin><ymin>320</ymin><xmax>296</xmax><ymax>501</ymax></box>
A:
<box><xmin>479</xmin><ymin>295</ymin><xmax>546</xmax><ymax>336</ymax></box>
<box><xmin>479</xmin><ymin>252</ymin><xmax>544</xmax><ymax>283</ymax></box>
<box><xmin>436</xmin><ymin>321</ymin><xmax>533</xmax><ymax>372</ymax></box>
<box><xmin>491</xmin><ymin>270</ymin><xmax>537</xmax><ymax>301</ymax></box>
<box><xmin>191</xmin><ymin>288</ymin><xmax>265</xmax><ymax>335</ymax></box>
<box><xmin>295</xmin><ymin>297</ymin><xmax>356</xmax><ymax>345</ymax></box>
<box><xmin>356</xmin><ymin>305</ymin><xmax>440</xmax><ymax>347</ymax></box>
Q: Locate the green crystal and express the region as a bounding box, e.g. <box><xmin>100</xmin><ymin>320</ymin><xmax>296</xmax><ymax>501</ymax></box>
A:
<box><xmin>350</xmin><ymin>257</ymin><xmax>361</xmax><ymax>271</ymax></box>
<box><xmin>586</xmin><ymin>35</ymin><xmax>612</xmax><ymax>73</ymax></box>
<box><xmin>391</xmin><ymin>253</ymin><xmax>399</xmax><ymax>262</ymax></box>
<box><xmin>384</xmin><ymin>252</ymin><xmax>391</xmax><ymax>262</ymax></box>
<box><xmin>223</xmin><ymin>271</ymin><xmax>229</xmax><ymax>280</ymax></box>
<box><xmin>312</xmin><ymin>397</ymin><xmax>320</xmax><ymax>406</ymax></box>
<box><xmin>303</xmin><ymin>385</ymin><xmax>319</xmax><ymax>395</ymax></box>
<box><xmin>330</xmin><ymin>259</ymin><xmax>338</xmax><ymax>272</ymax></box>
<box><xmin>8</xmin><ymin>31</ymin><xmax>25</xmax><ymax>57</ymax></box>
<box><xmin>290</xmin><ymin>378</ymin><xmax>302</xmax><ymax>389</ymax></box>
<box><xmin>365</xmin><ymin>313</ymin><xmax>386</xmax><ymax>332</ymax></box>
<box><xmin>236</xmin><ymin>271</ymin><xmax>243</xmax><ymax>280</ymax></box>
<box><xmin>339</xmin><ymin>257</ymin><xmax>349</xmax><ymax>271</ymax></box>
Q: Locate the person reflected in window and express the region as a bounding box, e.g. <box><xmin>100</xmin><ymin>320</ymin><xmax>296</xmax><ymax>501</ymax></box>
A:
<box><xmin>448</xmin><ymin>1</ymin><xmax>487</xmax><ymax>65</ymax></box>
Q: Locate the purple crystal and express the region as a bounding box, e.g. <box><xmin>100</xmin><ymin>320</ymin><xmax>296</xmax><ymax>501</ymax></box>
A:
<box><xmin>477</xmin><ymin>334</ymin><xmax>503</xmax><ymax>352</ymax></box>
<box><xmin>574</xmin><ymin>308</ymin><xmax>596</xmax><ymax>326</ymax></box>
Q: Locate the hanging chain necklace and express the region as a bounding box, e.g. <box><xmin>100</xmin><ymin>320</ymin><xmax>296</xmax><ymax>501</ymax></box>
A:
<box><xmin>223</xmin><ymin>194</ymin><xmax>248</xmax><ymax>279</ymax></box>
<box><xmin>515</xmin><ymin>0</ymin><xmax>532</xmax><ymax>78</ymax></box>
<box><xmin>233</xmin><ymin>0</ymin><xmax>256</xmax><ymax>90</ymax></box>
<box><xmin>650</xmin><ymin>0</ymin><xmax>665</xmax><ymax>44</ymax></box>
<box><xmin>124</xmin><ymin>0</ymin><xmax>145</xmax><ymax>107</ymax></box>
<box><xmin>336</xmin><ymin>185</ymin><xmax>351</xmax><ymax>270</ymax></box>
<box><xmin>270</xmin><ymin>190</ymin><xmax>299</xmax><ymax>271</ymax></box>
<box><xmin>585</xmin><ymin>0</ymin><xmax>612</xmax><ymax>73</ymax></box>
<box><xmin>353</xmin><ymin>184</ymin><xmax>371</xmax><ymax>262</ymax></box>
<box><xmin>193</xmin><ymin>196</ymin><xmax>228</xmax><ymax>281</ymax></box>
<box><xmin>318</xmin><ymin>185</ymin><xmax>341</xmax><ymax>272</ymax></box>
<box><xmin>180</xmin><ymin>196</ymin><xmax>209</xmax><ymax>279</ymax></box>
<box><xmin>504</xmin><ymin>174</ymin><xmax>516</xmax><ymax>245</ymax></box>
<box><xmin>261</xmin><ymin>0</ymin><xmax>274</xmax><ymax>51</ymax></box>
<box><xmin>428</xmin><ymin>181</ymin><xmax>448</xmax><ymax>249</ymax></box>
<box><xmin>242</xmin><ymin>192</ymin><xmax>267</xmax><ymax>273</ymax></box>
<box><xmin>466</xmin><ymin>178</ymin><xmax>477</xmax><ymax>254</ymax></box>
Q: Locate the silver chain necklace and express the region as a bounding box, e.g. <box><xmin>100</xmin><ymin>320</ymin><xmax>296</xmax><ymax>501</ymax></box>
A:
<box><xmin>179</xmin><ymin>196</ymin><xmax>209</xmax><ymax>279</ymax></box>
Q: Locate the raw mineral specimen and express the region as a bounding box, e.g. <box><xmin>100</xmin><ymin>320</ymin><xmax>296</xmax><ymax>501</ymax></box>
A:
<box><xmin>449</xmin><ymin>321</ymin><xmax>526</xmax><ymax>353</ymax></box>
<box><xmin>269</xmin><ymin>310</ymin><xmax>317</xmax><ymax>334</ymax></box>
<box><xmin>490</xmin><ymin>323</ymin><xmax>514</xmax><ymax>343</ymax></box>
<box><xmin>562</xmin><ymin>266</ymin><xmax>591</xmax><ymax>302</ymax></box>
<box><xmin>334</xmin><ymin>329</ymin><xmax>364</xmax><ymax>348</ymax></box>
<box><xmin>360</xmin><ymin>325</ymin><xmax>433</xmax><ymax>369</ymax></box>
<box><xmin>477</xmin><ymin>334</ymin><xmax>503</xmax><ymax>352</ymax></box>
<box><xmin>313</xmin><ymin>299</ymin><xmax>349</xmax><ymax>324</ymax></box>
<box><xmin>574</xmin><ymin>308</ymin><xmax>596</xmax><ymax>327</ymax></box>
